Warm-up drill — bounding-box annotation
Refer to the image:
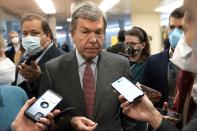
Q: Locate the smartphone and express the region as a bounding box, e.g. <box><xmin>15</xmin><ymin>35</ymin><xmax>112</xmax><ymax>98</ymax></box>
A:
<box><xmin>25</xmin><ymin>90</ymin><xmax>63</xmax><ymax>122</ymax></box>
<box><xmin>112</xmin><ymin>77</ymin><xmax>144</xmax><ymax>102</ymax></box>
<box><xmin>25</xmin><ymin>50</ymin><xmax>44</xmax><ymax>65</ymax></box>
<box><xmin>157</xmin><ymin>108</ymin><xmax>181</xmax><ymax>121</ymax></box>
<box><xmin>53</xmin><ymin>107</ymin><xmax>75</xmax><ymax>122</ymax></box>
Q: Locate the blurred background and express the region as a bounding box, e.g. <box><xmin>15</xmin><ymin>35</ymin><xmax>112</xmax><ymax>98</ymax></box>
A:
<box><xmin>0</xmin><ymin>0</ymin><xmax>183</xmax><ymax>54</ymax></box>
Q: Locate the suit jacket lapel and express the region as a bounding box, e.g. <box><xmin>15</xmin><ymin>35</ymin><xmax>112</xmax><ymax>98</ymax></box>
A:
<box><xmin>61</xmin><ymin>50</ymin><xmax>87</xmax><ymax>115</ymax></box>
<box><xmin>93</xmin><ymin>51</ymin><xmax>110</xmax><ymax>118</ymax></box>
<box><xmin>38</xmin><ymin>45</ymin><xmax>55</xmax><ymax>67</ymax></box>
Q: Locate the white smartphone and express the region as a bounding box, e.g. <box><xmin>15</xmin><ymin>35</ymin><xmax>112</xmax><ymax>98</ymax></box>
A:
<box><xmin>25</xmin><ymin>90</ymin><xmax>63</xmax><ymax>122</ymax></box>
<box><xmin>112</xmin><ymin>77</ymin><xmax>144</xmax><ymax>102</ymax></box>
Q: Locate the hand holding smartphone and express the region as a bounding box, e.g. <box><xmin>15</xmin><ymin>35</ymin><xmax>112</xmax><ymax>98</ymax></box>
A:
<box><xmin>25</xmin><ymin>50</ymin><xmax>44</xmax><ymax>65</ymax></box>
<box><xmin>112</xmin><ymin>77</ymin><xmax>144</xmax><ymax>103</ymax></box>
<box><xmin>24</xmin><ymin>90</ymin><xmax>63</xmax><ymax>122</ymax></box>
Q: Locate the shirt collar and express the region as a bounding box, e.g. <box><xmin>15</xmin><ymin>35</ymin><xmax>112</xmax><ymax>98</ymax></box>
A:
<box><xmin>35</xmin><ymin>42</ymin><xmax>53</xmax><ymax>63</ymax></box>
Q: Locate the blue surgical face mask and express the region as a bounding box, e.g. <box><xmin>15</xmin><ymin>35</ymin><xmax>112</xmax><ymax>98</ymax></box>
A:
<box><xmin>22</xmin><ymin>36</ymin><xmax>43</xmax><ymax>55</ymax></box>
<box><xmin>168</xmin><ymin>28</ymin><xmax>183</xmax><ymax>49</ymax></box>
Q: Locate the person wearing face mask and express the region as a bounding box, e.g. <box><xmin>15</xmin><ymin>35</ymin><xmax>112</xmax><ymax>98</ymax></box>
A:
<box><xmin>124</xmin><ymin>27</ymin><xmax>150</xmax><ymax>131</ymax></box>
<box><xmin>13</xmin><ymin>14</ymin><xmax>64</xmax><ymax>98</ymax></box>
<box><xmin>142</xmin><ymin>7</ymin><xmax>185</xmax><ymax>109</ymax></box>
<box><xmin>0</xmin><ymin>35</ymin><xmax>16</xmax><ymax>85</ymax></box>
<box><xmin>170</xmin><ymin>9</ymin><xmax>197</xmax><ymax>129</ymax></box>
<box><xmin>125</xmin><ymin>27</ymin><xmax>150</xmax><ymax>84</ymax></box>
<box><xmin>119</xmin><ymin>0</ymin><xmax>197</xmax><ymax>131</ymax></box>
<box><xmin>4</xmin><ymin>31</ymin><xmax>22</xmax><ymax>64</ymax></box>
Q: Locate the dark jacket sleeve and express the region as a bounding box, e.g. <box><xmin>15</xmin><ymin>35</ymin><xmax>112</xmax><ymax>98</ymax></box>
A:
<box><xmin>156</xmin><ymin>119</ymin><xmax>179</xmax><ymax>131</ymax></box>
<box><xmin>156</xmin><ymin>112</ymin><xmax>197</xmax><ymax>131</ymax></box>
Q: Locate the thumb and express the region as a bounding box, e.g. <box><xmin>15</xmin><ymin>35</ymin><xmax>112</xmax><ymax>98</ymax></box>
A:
<box><xmin>31</xmin><ymin>61</ymin><xmax>38</xmax><ymax>69</ymax></box>
<box><xmin>20</xmin><ymin>97</ymin><xmax>36</xmax><ymax>112</ymax></box>
<box><xmin>82</xmin><ymin>117</ymin><xmax>96</xmax><ymax>126</ymax></box>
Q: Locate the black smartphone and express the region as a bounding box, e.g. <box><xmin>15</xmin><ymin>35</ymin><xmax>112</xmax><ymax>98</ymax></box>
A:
<box><xmin>112</xmin><ymin>77</ymin><xmax>144</xmax><ymax>103</ymax></box>
<box><xmin>24</xmin><ymin>90</ymin><xmax>63</xmax><ymax>122</ymax></box>
<box><xmin>25</xmin><ymin>50</ymin><xmax>44</xmax><ymax>65</ymax></box>
<box><xmin>157</xmin><ymin>108</ymin><xmax>181</xmax><ymax>121</ymax></box>
<box><xmin>53</xmin><ymin>107</ymin><xmax>75</xmax><ymax>122</ymax></box>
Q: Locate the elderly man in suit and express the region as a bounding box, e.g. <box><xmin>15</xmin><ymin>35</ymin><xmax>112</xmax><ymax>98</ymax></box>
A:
<box><xmin>14</xmin><ymin>14</ymin><xmax>64</xmax><ymax>98</ymax></box>
<box><xmin>39</xmin><ymin>1</ymin><xmax>135</xmax><ymax>131</ymax></box>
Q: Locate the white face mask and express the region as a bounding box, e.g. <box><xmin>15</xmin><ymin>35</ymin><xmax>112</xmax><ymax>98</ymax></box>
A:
<box><xmin>170</xmin><ymin>34</ymin><xmax>193</xmax><ymax>71</ymax></box>
<box><xmin>171</xmin><ymin>34</ymin><xmax>197</xmax><ymax>104</ymax></box>
<box><xmin>0</xmin><ymin>58</ymin><xmax>16</xmax><ymax>85</ymax></box>
<box><xmin>11</xmin><ymin>37</ymin><xmax>20</xmax><ymax>44</ymax></box>
<box><xmin>22</xmin><ymin>36</ymin><xmax>43</xmax><ymax>55</ymax></box>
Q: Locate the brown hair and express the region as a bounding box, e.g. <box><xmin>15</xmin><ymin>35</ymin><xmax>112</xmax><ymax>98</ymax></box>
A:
<box><xmin>21</xmin><ymin>13</ymin><xmax>54</xmax><ymax>40</ymax></box>
<box><xmin>125</xmin><ymin>26</ymin><xmax>150</xmax><ymax>59</ymax></box>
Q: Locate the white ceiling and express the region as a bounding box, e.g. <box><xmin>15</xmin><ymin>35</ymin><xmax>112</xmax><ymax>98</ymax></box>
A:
<box><xmin>0</xmin><ymin>0</ymin><xmax>162</xmax><ymax>21</ymax></box>
<box><xmin>0</xmin><ymin>0</ymin><xmax>182</xmax><ymax>28</ymax></box>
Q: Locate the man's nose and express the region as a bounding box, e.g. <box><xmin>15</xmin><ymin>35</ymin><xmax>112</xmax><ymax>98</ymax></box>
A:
<box><xmin>88</xmin><ymin>32</ymin><xmax>97</xmax><ymax>43</ymax></box>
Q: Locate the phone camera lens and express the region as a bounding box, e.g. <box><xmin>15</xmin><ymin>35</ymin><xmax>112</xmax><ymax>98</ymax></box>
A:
<box><xmin>40</xmin><ymin>101</ymin><xmax>49</xmax><ymax>108</ymax></box>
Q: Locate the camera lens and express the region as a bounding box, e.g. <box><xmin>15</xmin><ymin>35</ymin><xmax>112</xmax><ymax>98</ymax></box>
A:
<box><xmin>40</xmin><ymin>101</ymin><xmax>49</xmax><ymax>108</ymax></box>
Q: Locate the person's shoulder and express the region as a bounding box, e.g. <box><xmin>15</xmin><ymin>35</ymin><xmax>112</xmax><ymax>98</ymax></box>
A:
<box><xmin>46</xmin><ymin>53</ymin><xmax>65</xmax><ymax>64</ymax></box>
<box><xmin>147</xmin><ymin>49</ymin><xmax>168</xmax><ymax>60</ymax></box>
<box><xmin>45</xmin><ymin>51</ymin><xmax>72</xmax><ymax>66</ymax></box>
<box><xmin>49</xmin><ymin>44</ymin><xmax>65</xmax><ymax>55</ymax></box>
<box><xmin>102</xmin><ymin>51</ymin><xmax>129</xmax><ymax>63</ymax></box>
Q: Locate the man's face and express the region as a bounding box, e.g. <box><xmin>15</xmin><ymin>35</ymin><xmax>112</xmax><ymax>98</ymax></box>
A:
<box><xmin>22</xmin><ymin>19</ymin><xmax>49</xmax><ymax>47</ymax></box>
<box><xmin>184</xmin><ymin>0</ymin><xmax>197</xmax><ymax>42</ymax></box>
<box><xmin>71</xmin><ymin>18</ymin><xmax>104</xmax><ymax>60</ymax></box>
<box><xmin>182</xmin><ymin>11</ymin><xmax>195</xmax><ymax>46</ymax></box>
<box><xmin>10</xmin><ymin>33</ymin><xmax>19</xmax><ymax>40</ymax></box>
<box><xmin>169</xmin><ymin>17</ymin><xmax>183</xmax><ymax>32</ymax></box>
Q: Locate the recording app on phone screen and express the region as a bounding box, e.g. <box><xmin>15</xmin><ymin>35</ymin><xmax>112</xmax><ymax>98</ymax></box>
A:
<box><xmin>25</xmin><ymin>90</ymin><xmax>62</xmax><ymax>121</ymax></box>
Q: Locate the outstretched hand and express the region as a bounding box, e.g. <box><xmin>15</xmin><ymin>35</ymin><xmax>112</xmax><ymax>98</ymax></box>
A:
<box><xmin>119</xmin><ymin>95</ymin><xmax>163</xmax><ymax>129</ymax></box>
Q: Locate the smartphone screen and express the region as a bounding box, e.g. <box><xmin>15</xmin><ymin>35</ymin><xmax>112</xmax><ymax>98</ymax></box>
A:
<box><xmin>25</xmin><ymin>90</ymin><xmax>63</xmax><ymax>122</ymax></box>
<box><xmin>112</xmin><ymin>77</ymin><xmax>144</xmax><ymax>102</ymax></box>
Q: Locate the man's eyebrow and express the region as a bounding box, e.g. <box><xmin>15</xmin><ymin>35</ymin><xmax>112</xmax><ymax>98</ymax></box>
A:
<box><xmin>81</xmin><ymin>27</ymin><xmax>89</xmax><ymax>30</ymax></box>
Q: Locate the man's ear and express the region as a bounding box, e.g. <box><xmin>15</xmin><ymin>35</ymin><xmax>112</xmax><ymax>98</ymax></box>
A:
<box><xmin>70</xmin><ymin>30</ymin><xmax>75</xmax><ymax>43</ymax></box>
<box><xmin>70</xmin><ymin>30</ymin><xmax>74</xmax><ymax>37</ymax></box>
<box><xmin>45</xmin><ymin>32</ymin><xmax>50</xmax><ymax>38</ymax></box>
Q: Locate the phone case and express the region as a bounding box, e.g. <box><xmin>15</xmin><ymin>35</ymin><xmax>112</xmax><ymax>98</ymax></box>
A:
<box><xmin>24</xmin><ymin>90</ymin><xmax>63</xmax><ymax>122</ymax></box>
<box><xmin>136</xmin><ymin>82</ymin><xmax>162</xmax><ymax>104</ymax></box>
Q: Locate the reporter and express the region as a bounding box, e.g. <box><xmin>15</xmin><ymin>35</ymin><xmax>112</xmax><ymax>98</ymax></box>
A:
<box><xmin>120</xmin><ymin>95</ymin><xmax>197</xmax><ymax>131</ymax></box>
<box><xmin>11</xmin><ymin>97</ymin><xmax>60</xmax><ymax>131</ymax></box>
<box><xmin>119</xmin><ymin>0</ymin><xmax>197</xmax><ymax>130</ymax></box>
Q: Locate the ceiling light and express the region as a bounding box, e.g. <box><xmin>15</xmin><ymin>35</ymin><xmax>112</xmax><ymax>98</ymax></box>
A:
<box><xmin>155</xmin><ymin>0</ymin><xmax>183</xmax><ymax>13</ymax></box>
<box><xmin>99</xmin><ymin>0</ymin><xmax>120</xmax><ymax>12</ymax></box>
<box><xmin>35</xmin><ymin>0</ymin><xmax>56</xmax><ymax>14</ymax></box>
<box><xmin>56</xmin><ymin>26</ymin><xmax>63</xmax><ymax>30</ymax></box>
<box><xmin>67</xmin><ymin>18</ymin><xmax>72</xmax><ymax>22</ymax></box>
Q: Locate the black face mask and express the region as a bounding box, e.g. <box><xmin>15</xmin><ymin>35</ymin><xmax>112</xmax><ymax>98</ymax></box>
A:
<box><xmin>125</xmin><ymin>45</ymin><xmax>141</xmax><ymax>57</ymax></box>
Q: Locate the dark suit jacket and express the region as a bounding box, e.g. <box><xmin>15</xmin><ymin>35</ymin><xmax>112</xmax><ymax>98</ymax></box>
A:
<box><xmin>4</xmin><ymin>43</ymin><xmax>15</xmax><ymax>62</ymax></box>
<box><xmin>39</xmin><ymin>50</ymin><xmax>135</xmax><ymax>131</ymax></box>
<box><xmin>107</xmin><ymin>42</ymin><xmax>125</xmax><ymax>54</ymax></box>
<box><xmin>15</xmin><ymin>44</ymin><xmax>64</xmax><ymax>97</ymax></box>
<box><xmin>157</xmin><ymin>111</ymin><xmax>197</xmax><ymax>131</ymax></box>
<box><xmin>142</xmin><ymin>49</ymin><xmax>169</xmax><ymax>108</ymax></box>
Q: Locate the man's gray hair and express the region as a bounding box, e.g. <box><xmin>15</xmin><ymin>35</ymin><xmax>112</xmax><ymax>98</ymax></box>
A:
<box><xmin>70</xmin><ymin>1</ymin><xmax>107</xmax><ymax>32</ymax></box>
